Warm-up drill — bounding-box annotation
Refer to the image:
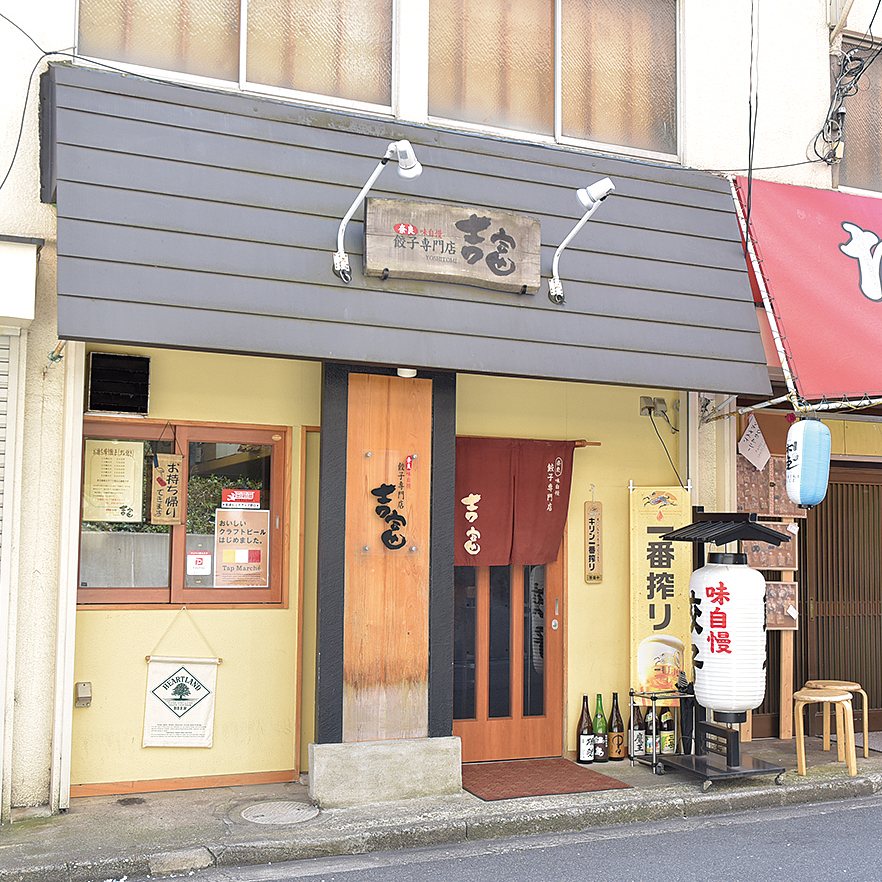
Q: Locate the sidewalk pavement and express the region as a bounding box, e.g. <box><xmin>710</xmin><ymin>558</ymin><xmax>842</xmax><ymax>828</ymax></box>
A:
<box><xmin>2</xmin><ymin>736</ymin><xmax>882</xmax><ymax>882</ymax></box>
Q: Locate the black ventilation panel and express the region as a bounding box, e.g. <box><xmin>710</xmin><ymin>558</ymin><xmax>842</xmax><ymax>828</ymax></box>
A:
<box><xmin>87</xmin><ymin>353</ymin><xmax>150</xmax><ymax>414</ymax></box>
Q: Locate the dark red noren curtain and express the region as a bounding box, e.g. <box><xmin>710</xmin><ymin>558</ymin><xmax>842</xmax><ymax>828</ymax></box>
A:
<box><xmin>511</xmin><ymin>439</ymin><xmax>576</xmax><ymax>565</ymax></box>
<box><xmin>454</xmin><ymin>437</ymin><xmax>515</xmax><ymax>566</ymax></box>
<box><xmin>454</xmin><ymin>438</ymin><xmax>576</xmax><ymax>567</ymax></box>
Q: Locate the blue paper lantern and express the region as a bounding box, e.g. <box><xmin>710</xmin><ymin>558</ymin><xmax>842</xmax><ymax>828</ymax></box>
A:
<box><xmin>785</xmin><ymin>419</ymin><xmax>831</xmax><ymax>508</ymax></box>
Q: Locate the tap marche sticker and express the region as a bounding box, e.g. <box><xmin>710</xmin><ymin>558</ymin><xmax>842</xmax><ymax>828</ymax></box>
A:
<box><xmin>213</xmin><ymin>508</ymin><xmax>270</xmax><ymax>588</ymax></box>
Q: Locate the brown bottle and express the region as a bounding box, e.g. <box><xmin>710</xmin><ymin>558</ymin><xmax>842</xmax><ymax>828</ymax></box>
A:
<box><xmin>628</xmin><ymin>703</ymin><xmax>645</xmax><ymax>758</ymax></box>
<box><xmin>607</xmin><ymin>692</ymin><xmax>626</xmax><ymax>761</ymax></box>
<box><xmin>576</xmin><ymin>694</ymin><xmax>594</xmax><ymax>764</ymax></box>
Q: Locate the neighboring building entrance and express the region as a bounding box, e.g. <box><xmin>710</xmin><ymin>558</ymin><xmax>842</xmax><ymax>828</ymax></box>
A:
<box><xmin>453</xmin><ymin>552</ymin><xmax>564</xmax><ymax>762</ymax></box>
<box><xmin>798</xmin><ymin>464</ymin><xmax>882</xmax><ymax>736</ymax></box>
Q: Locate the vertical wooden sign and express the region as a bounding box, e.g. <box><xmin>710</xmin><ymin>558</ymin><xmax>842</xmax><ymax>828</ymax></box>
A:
<box><xmin>150</xmin><ymin>453</ymin><xmax>183</xmax><ymax>524</ymax></box>
<box><xmin>343</xmin><ymin>373</ymin><xmax>433</xmax><ymax>742</ymax></box>
<box><xmin>584</xmin><ymin>501</ymin><xmax>602</xmax><ymax>582</ymax></box>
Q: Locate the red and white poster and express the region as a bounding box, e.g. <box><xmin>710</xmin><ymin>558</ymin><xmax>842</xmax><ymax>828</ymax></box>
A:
<box><xmin>221</xmin><ymin>488</ymin><xmax>260</xmax><ymax>509</ymax></box>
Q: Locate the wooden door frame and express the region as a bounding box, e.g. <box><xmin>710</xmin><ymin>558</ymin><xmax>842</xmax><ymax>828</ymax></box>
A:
<box><xmin>454</xmin><ymin>547</ymin><xmax>566</xmax><ymax>762</ymax></box>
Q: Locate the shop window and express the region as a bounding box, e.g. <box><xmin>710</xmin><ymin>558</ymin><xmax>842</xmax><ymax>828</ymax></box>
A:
<box><xmin>429</xmin><ymin>0</ymin><xmax>678</xmax><ymax>156</ymax></box>
<box><xmin>78</xmin><ymin>418</ymin><xmax>288</xmax><ymax>606</ymax></box>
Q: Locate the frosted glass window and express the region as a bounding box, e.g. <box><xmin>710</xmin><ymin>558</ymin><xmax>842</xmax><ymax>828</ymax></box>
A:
<box><xmin>78</xmin><ymin>0</ymin><xmax>240</xmax><ymax>82</ymax></box>
<box><xmin>838</xmin><ymin>42</ymin><xmax>882</xmax><ymax>192</ymax></box>
<box><xmin>430</xmin><ymin>0</ymin><xmax>677</xmax><ymax>153</ymax></box>
<box><xmin>561</xmin><ymin>0</ymin><xmax>677</xmax><ymax>154</ymax></box>
<box><xmin>429</xmin><ymin>0</ymin><xmax>554</xmax><ymax>135</ymax></box>
<box><xmin>246</xmin><ymin>0</ymin><xmax>392</xmax><ymax>105</ymax></box>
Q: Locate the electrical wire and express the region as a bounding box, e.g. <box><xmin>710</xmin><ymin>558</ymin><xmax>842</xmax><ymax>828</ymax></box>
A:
<box><xmin>648</xmin><ymin>411</ymin><xmax>685</xmax><ymax>491</ymax></box>
<box><xmin>811</xmin><ymin>0</ymin><xmax>882</xmax><ymax>166</ymax></box>
<box><xmin>744</xmin><ymin>0</ymin><xmax>760</xmax><ymax>244</ymax></box>
<box><xmin>0</xmin><ymin>12</ymin><xmax>77</xmax><ymax>193</ymax></box>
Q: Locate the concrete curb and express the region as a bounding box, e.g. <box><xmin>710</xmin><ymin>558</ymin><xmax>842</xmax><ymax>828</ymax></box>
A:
<box><xmin>4</xmin><ymin>772</ymin><xmax>882</xmax><ymax>882</ymax></box>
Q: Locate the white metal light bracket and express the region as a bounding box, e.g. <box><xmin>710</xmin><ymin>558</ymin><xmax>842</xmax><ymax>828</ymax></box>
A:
<box><xmin>547</xmin><ymin>177</ymin><xmax>615</xmax><ymax>305</ymax></box>
<box><xmin>333</xmin><ymin>140</ymin><xmax>423</xmax><ymax>284</ymax></box>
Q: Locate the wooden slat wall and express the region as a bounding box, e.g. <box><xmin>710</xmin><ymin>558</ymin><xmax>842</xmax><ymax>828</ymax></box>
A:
<box><xmin>42</xmin><ymin>63</ymin><xmax>770</xmax><ymax>396</ymax></box>
<box><xmin>807</xmin><ymin>482</ymin><xmax>882</xmax><ymax>708</ymax></box>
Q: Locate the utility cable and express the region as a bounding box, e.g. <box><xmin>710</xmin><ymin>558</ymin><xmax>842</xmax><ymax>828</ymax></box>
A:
<box><xmin>648</xmin><ymin>410</ymin><xmax>685</xmax><ymax>491</ymax></box>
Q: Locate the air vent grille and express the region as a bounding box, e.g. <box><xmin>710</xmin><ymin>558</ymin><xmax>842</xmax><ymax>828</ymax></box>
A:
<box><xmin>87</xmin><ymin>353</ymin><xmax>150</xmax><ymax>414</ymax></box>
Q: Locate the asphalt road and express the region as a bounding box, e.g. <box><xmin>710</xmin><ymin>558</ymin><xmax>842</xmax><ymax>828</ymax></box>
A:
<box><xmin>186</xmin><ymin>794</ymin><xmax>882</xmax><ymax>882</ymax></box>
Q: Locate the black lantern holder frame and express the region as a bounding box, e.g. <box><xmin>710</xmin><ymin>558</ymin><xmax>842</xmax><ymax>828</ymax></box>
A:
<box><xmin>630</xmin><ymin>508</ymin><xmax>787</xmax><ymax>790</ymax></box>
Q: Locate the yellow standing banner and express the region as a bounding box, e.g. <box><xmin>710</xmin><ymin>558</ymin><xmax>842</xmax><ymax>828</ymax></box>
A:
<box><xmin>629</xmin><ymin>487</ymin><xmax>693</xmax><ymax>700</ymax></box>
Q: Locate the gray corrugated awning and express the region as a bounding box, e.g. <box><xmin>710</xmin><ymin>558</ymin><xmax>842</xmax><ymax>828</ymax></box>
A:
<box><xmin>42</xmin><ymin>63</ymin><xmax>770</xmax><ymax>396</ymax></box>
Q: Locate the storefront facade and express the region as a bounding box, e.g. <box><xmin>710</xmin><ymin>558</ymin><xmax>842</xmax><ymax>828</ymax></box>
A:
<box><xmin>36</xmin><ymin>61</ymin><xmax>769</xmax><ymax>805</ymax></box>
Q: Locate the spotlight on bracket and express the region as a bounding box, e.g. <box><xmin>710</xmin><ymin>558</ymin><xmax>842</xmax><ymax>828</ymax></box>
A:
<box><xmin>333</xmin><ymin>140</ymin><xmax>424</xmax><ymax>283</ymax></box>
<box><xmin>547</xmin><ymin>177</ymin><xmax>615</xmax><ymax>305</ymax></box>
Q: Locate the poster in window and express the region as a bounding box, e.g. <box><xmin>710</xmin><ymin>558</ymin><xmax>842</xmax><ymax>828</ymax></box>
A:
<box><xmin>82</xmin><ymin>439</ymin><xmax>144</xmax><ymax>522</ymax></box>
<box><xmin>213</xmin><ymin>508</ymin><xmax>270</xmax><ymax>587</ymax></box>
<box><xmin>150</xmin><ymin>453</ymin><xmax>183</xmax><ymax>525</ymax></box>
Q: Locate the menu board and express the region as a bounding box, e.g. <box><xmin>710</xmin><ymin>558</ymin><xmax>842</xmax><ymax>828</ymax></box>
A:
<box><xmin>82</xmin><ymin>440</ymin><xmax>144</xmax><ymax>522</ymax></box>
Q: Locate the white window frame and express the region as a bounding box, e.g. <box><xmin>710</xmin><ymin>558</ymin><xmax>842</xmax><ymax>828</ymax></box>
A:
<box><xmin>72</xmin><ymin>0</ymin><xmax>679</xmax><ymax>162</ymax></box>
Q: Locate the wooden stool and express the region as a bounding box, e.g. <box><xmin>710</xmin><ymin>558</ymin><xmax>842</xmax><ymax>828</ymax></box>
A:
<box><xmin>803</xmin><ymin>679</ymin><xmax>869</xmax><ymax>758</ymax></box>
<box><xmin>793</xmin><ymin>687</ymin><xmax>857</xmax><ymax>777</ymax></box>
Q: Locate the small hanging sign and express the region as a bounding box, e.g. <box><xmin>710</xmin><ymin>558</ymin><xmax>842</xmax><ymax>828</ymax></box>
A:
<box><xmin>143</xmin><ymin>657</ymin><xmax>219</xmax><ymax>747</ymax></box>
<box><xmin>150</xmin><ymin>453</ymin><xmax>183</xmax><ymax>525</ymax></box>
<box><xmin>584</xmin><ymin>500</ymin><xmax>603</xmax><ymax>582</ymax></box>
<box><xmin>738</xmin><ymin>414</ymin><xmax>771</xmax><ymax>471</ymax></box>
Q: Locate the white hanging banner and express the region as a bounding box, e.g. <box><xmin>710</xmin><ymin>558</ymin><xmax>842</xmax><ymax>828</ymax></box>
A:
<box><xmin>737</xmin><ymin>414</ymin><xmax>771</xmax><ymax>471</ymax></box>
<box><xmin>143</xmin><ymin>657</ymin><xmax>219</xmax><ymax>747</ymax></box>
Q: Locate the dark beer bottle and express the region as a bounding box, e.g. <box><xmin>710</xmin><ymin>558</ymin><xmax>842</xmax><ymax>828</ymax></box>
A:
<box><xmin>576</xmin><ymin>694</ymin><xmax>594</xmax><ymax>764</ymax></box>
<box><xmin>593</xmin><ymin>694</ymin><xmax>609</xmax><ymax>762</ymax></box>
<box><xmin>628</xmin><ymin>702</ymin><xmax>645</xmax><ymax>759</ymax></box>
<box><xmin>607</xmin><ymin>692</ymin><xmax>626</xmax><ymax>761</ymax></box>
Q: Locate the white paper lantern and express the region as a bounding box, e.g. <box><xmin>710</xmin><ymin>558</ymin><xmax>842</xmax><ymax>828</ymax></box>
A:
<box><xmin>690</xmin><ymin>553</ymin><xmax>766</xmax><ymax>722</ymax></box>
<box><xmin>785</xmin><ymin>419</ymin><xmax>831</xmax><ymax>509</ymax></box>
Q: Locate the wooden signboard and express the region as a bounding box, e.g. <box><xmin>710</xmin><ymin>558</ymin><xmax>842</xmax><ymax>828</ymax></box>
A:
<box><xmin>584</xmin><ymin>501</ymin><xmax>602</xmax><ymax>582</ymax></box>
<box><xmin>766</xmin><ymin>581</ymin><xmax>798</xmax><ymax>630</ymax></box>
<box><xmin>150</xmin><ymin>453</ymin><xmax>183</xmax><ymax>525</ymax></box>
<box><xmin>743</xmin><ymin>522</ymin><xmax>797</xmax><ymax>570</ymax></box>
<box><xmin>364</xmin><ymin>197</ymin><xmax>541</xmax><ymax>294</ymax></box>
<box><xmin>737</xmin><ymin>453</ymin><xmax>807</xmax><ymax>518</ymax></box>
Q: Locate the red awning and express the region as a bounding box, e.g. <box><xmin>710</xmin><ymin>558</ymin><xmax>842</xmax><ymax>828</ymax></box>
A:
<box><xmin>735</xmin><ymin>176</ymin><xmax>882</xmax><ymax>400</ymax></box>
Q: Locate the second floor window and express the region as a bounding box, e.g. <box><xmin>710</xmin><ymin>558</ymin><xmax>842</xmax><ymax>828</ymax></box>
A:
<box><xmin>77</xmin><ymin>0</ymin><xmax>676</xmax><ymax>158</ymax></box>
<box><xmin>428</xmin><ymin>0</ymin><xmax>677</xmax><ymax>156</ymax></box>
<box><xmin>77</xmin><ymin>0</ymin><xmax>393</xmax><ymax>106</ymax></box>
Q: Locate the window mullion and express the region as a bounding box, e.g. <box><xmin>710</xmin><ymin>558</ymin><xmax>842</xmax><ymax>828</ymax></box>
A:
<box><xmin>393</xmin><ymin>0</ymin><xmax>429</xmax><ymax>122</ymax></box>
<box><xmin>169</xmin><ymin>423</ymin><xmax>189</xmax><ymax>603</ymax></box>
<box><xmin>238</xmin><ymin>0</ymin><xmax>248</xmax><ymax>90</ymax></box>
<box><xmin>554</xmin><ymin>0</ymin><xmax>562</xmax><ymax>142</ymax></box>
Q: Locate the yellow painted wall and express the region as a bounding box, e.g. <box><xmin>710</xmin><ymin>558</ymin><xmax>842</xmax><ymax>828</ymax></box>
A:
<box><xmin>72</xmin><ymin>346</ymin><xmax>322</xmax><ymax>786</ymax></box>
<box><xmin>456</xmin><ymin>375</ymin><xmax>683</xmax><ymax>756</ymax></box>
<box><xmin>825</xmin><ymin>418</ymin><xmax>882</xmax><ymax>457</ymax></box>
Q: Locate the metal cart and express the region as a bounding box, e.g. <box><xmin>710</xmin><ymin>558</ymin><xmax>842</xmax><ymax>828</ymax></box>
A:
<box><xmin>630</xmin><ymin>688</ymin><xmax>785</xmax><ymax>791</ymax></box>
